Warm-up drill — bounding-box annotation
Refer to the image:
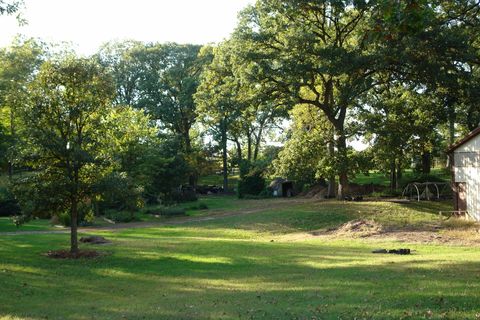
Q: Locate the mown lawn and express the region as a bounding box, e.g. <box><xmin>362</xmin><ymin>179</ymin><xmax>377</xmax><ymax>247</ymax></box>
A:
<box><xmin>352</xmin><ymin>168</ymin><xmax>451</xmax><ymax>186</ymax></box>
<box><xmin>2</xmin><ymin>199</ymin><xmax>480</xmax><ymax>320</ymax></box>
<box><xmin>0</xmin><ymin>196</ymin><xmax>261</xmax><ymax>232</ymax></box>
<box><xmin>197</xmin><ymin>174</ymin><xmax>240</xmax><ymax>190</ymax></box>
<box><xmin>0</xmin><ymin>218</ymin><xmax>57</xmax><ymax>233</ymax></box>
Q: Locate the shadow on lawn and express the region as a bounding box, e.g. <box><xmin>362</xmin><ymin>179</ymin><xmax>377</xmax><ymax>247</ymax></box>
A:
<box><xmin>1</xmin><ymin>234</ymin><xmax>479</xmax><ymax>319</ymax></box>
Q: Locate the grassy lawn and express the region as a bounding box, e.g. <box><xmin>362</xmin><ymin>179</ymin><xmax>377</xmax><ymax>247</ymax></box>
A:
<box><xmin>2</xmin><ymin>198</ymin><xmax>480</xmax><ymax>319</ymax></box>
<box><xmin>0</xmin><ymin>195</ymin><xmax>268</xmax><ymax>231</ymax></box>
<box><xmin>198</xmin><ymin>174</ymin><xmax>240</xmax><ymax>189</ymax></box>
<box><xmin>0</xmin><ymin>217</ymin><xmax>58</xmax><ymax>233</ymax></box>
<box><xmin>352</xmin><ymin>168</ymin><xmax>451</xmax><ymax>186</ymax></box>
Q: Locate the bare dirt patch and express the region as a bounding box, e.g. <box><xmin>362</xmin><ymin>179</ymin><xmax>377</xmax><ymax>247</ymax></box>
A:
<box><xmin>284</xmin><ymin>218</ymin><xmax>480</xmax><ymax>246</ymax></box>
<box><xmin>310</xmin><ymin>219</ymin><xmax>383</xmax><ymax>238</ymax></box>
<box><xmin>43</xmin><ymin>249</ymin><xmax>107</xmax><ymax>259</ymax></box>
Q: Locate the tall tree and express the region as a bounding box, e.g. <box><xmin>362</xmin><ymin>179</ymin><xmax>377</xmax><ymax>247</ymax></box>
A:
<box><xmin>0</xmin><ymin>37</ymin><xmax>46</xmax><ymax>177</ymax></box>
<box><xmin>234</xmin><ymin>0</ymin><xmax>383</xmax><ymax>198</ymax></box>
<box><xmin>195</xmin><ymin>42</ymin><xmax>244</xmax><ymax>191</ymax></box>
<box><xmin>96</xmin><ymin>40</ymin><xmax>144</xmax><ymax>106</ymax></box>
<box><xmin>135</xmin><ymin>43</ymin><xmax>209</xmax><ymax>186</ymax></box>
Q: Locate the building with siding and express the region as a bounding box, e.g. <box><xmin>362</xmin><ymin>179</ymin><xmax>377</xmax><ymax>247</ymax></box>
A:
<box><xmin>448</xmin><ymin>127</ymin><xmax>480</xmax><ymax>221</ymax></box>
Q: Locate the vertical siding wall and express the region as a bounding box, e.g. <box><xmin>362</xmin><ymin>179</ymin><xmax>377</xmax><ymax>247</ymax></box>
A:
<box><xmin>454</xmin><ymin>136</ymin><xmax>480</xmax><ymax>220</ymax></box>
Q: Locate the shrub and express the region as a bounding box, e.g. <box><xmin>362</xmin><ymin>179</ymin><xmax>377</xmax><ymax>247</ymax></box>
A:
<box><xmin>95</xmin><ymin>172</ymin><xmax>145</xmax><ymax>213</ymax></box>
<box><xmin>142</xmin><ymin>205</ymin><xmax>164</xmax><ymax>215</ymax></box>
<box><xmin>169</xmin><ymin>187</ymin><xmax>198</xmax><ymax>204</ymax></box>
<box><xmin>80</xmin><ymin>210</ymin><xmax>95</xmax><ymax>226</ymax></box>
<box><xmin>54</xmin><ymin>203</ymin><xmax>96</xmax><ymax>227</ymax></box>
<box><xmin>104</xmin><ymin>210</ymin><xmax>139</xmax><ymax>223</ymax></box>
<box><xmin>57</xmin><ymin>212</ymin><xmax>72</xmax><ymax>227</ymax></box>
<box><xmin>11</xmin><ymin>214</ymin><xmax>30</xmax><ymax>228</ymax></box>
<box><xmin>237</xmin><ymin>169</ymin><xmax>266</xmax><ymax>198</ymax></box>
<box><xmin>0</xmin><ymin>187</ymin><xmax>21</xmax><ymax>217</ymax></box>
<box><xmin>187</xmin><ymin>202</ymin><xmax>209</xmax><ymax>211</ymax></box>
<box><xmin>160</xmin><ymin>207</ymin><xmax>186</xmax><ymax>217</ymax></box>
<box><xmin>12</xmin><ymin>174</ymin><xmax>68</xmax><ymax>219</ymax></box>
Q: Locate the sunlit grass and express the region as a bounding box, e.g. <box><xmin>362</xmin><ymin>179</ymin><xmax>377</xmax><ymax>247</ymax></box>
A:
<box><xmin>1</xmin><ymin>199</ymin><xmax>479</xmax><ymax>319</ymax></box>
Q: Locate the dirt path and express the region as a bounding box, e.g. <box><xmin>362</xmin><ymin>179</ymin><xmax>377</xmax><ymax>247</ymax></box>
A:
<box><xmin>0</xmin><ymin>198</ymin><xmax>312</xmax><ymax>236</ymax></box>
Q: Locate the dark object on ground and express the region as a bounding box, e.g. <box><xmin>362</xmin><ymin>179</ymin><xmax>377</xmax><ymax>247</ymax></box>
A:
<box><xmin>80</xmin><ymin>236</ymin><xmax>110</xmax><ymax>244</ymax></box>
<box><xmin>344</xmin><ymin>196</ymin><xmax>363</xmax><ymax>202</ymax></box>
<box><xmin>372</xmin><ymin>249</ymin><xmax>388</xmax><ymax>254</ymax></box>
<box><xmin>44</xmin><ymin>249</ymin><xmax>106</xmax><ymax>259</ymax></box>
<box><xmin>196</xmin><ymin>185</ymin><xmax>223</xmax><ymax>195</ymax></box>
<box><xmin>372</xmin><ymin>248</ymin><xmax>411</xmax><ymax>255</ymax></box>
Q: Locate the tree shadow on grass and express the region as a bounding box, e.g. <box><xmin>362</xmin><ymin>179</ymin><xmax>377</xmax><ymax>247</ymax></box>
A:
<box><xmin>1</xmin><ymin>234</ymin><xmax>480</xmax><ymax>319</ymax></box>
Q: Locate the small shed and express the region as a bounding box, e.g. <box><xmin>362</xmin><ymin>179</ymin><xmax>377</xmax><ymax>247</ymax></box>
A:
<box><xmin>448</xmin><ymin>127</ymin><xmax>480</xmax><ymax>220</ymax></box>
<box><xmin>269</xmin><ymin>178</ymin><xmax>294</xmax><ymax>197</ymax></box>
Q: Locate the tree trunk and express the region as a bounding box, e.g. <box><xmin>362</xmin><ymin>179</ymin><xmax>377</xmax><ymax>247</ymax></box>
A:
<box><xmin>422</xmin><ymin>152</ymin><xmax>431</xmax><ymax>174</ymax></box>
<box><xmin>184</xmin><ymin>131</ymin><xmax>196</xmax><ymax>187</ymax></box>
<box><xmin>247</xmin><ymin>132</ymin><xmax>252</xmax><ymax>162</ymax></box>
<box><xmin>253</xmin><ymin>126</ymin><xmax>264</xmax><ymax>161</ymax></box>
<box><xmin>8</xmin><ymin>108</ymin><xmax>15</xmax><ymax>179</ymax></box>
<box><xmin>70</xmin><ymin>198</ymin><xmax>79</xmax><ymax>255</ymax></box>
<box><xmin>221</xmin><ymin>120</ymin><xmax>228</xmax><ymax>193</ymax></box>
<box><xmin>327</xmin><ymin>141</ymin><xmax>336</xmax><ymax>198</ymax></box>
<box><xmin>396</xmin><ymin>160</ymin><xmax>402</xmax><ymax>189</ymax></box>
<box><xmin>448</xmin><ymin>113</ymin><xmax>455</xmax><ymax>146</ymax></box>
<box><xmin>336</xmin><ymin>132</ymin><xmax>349</xmax><ymax>199</ymax></box>
<box><xmin>234</xmin><ymin>138</ymin><xmax>242</xmax><ymax>163</ymax></box>
<box><xmin>390</xmin><ymin>158</ymin><xmax>397</xmax><ymax>193</ymax></box>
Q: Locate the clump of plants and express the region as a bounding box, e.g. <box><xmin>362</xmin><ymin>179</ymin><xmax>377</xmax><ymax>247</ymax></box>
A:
<box><xmin>0</xmin><ymin>187</ymin><xmax>21</xmax><ymax>217</ymax></box>
<box><xmin>104</xmin><ymin>210</ymin><xmax>140</xmax><ymax>223</ymax></box>
<box><xmin>11</xmin><ymin>214</ymin><xmax>30</xmax><ymax>228</ymax></box>
<box><xmin>188</xmin><ymin>202</ymin><xmax>209</xmax><ymax>210</ymax></box>
<box><xmin>237</xmin><ymin>169</ymin><xmax>266</xmax><ymax>199</ymax></box>
<box><xmin>159</xmin><ymin>207</ymin><xmax>186</xmax><ymax>217</ymax></box>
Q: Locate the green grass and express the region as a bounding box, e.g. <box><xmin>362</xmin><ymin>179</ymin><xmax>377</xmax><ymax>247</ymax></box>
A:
<box><xmin>180</xmin><ymin>199</ymin><xmax>453</xmax><ymax>234</ymax></box>
<box><xmin>142</xmin><ymin>195</ymin><xmax>281</xmax><ymax>217</ymax></box>
<box><xmin>198</xmin><ymin>174</ymin><xmax>240</xmax><ymax>189</ymax></box>
<box><xmin>3</xmin><ymin>199</ymin><xmax>480</xmax><ymax>319</ymax></box>
<box><xmin>0</xmin><ymin>217</ymin><xmax>57</xmax><ymax>233</ymax></box>
<box><xmin>352</xmin><ymin>168</ymin><xmax>451</xmax><ymax>187</ymax></box>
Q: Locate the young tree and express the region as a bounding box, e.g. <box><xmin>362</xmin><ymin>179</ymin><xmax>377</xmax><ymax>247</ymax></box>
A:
<box><xmin>18</xmin><ymin>57</ymin><xmax>115</xmax><ymax>255</ymax></box>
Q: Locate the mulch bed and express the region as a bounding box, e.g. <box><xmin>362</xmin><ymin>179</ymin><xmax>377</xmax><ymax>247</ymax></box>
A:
<box><xmin>44</xmin><ymin>249</ymin><xmax>107</xmax><ymax>259</ymax></box>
